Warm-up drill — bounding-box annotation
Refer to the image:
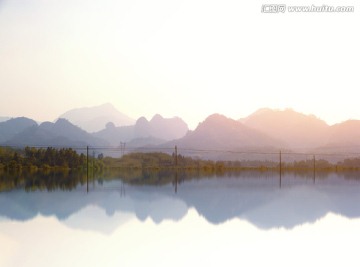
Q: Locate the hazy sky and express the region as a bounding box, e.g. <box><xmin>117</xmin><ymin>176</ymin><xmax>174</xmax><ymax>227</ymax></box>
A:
<box><xmin>0</xmin><ymin>0</ymin><xmax>359</xmax><ymax>129</ymax></box>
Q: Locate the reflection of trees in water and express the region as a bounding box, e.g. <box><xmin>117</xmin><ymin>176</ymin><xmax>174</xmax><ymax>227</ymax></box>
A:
<box><xmin>0</xmin><ymin>169</ymin><xmax>248</xmax><ymax>190</ymax></box>
<box><xmin>2</xmin><ymin>168</ymin><xmax>360</xmax><ymax>192</ymax></box>
<box><xmin>0</xmin><ymin>170</ymin><xmax>24</xmax><ymax>191</ymax></box>
<box><xmin>339</xmin><ymin>171</ymin><xmax>360</xmax><ymax>180</ymax></box>
<box><xmin>0</xmin><ymin>170</ymin><xmax>87</xmax><ymax>192</ymax></box>
<box><xmin>116</xmin><ymin>169</ymin><xmax>329</xmax><ymax>186</ymax></box>
<box><xmin>286</xmin><ymin>170</ymin><xmax>330</xmax><ymax>179</ymax></box>
<box><xmin>23</xmin><ymin>171</ymin><xmax>87</xmax><ymax>191</ymax></box>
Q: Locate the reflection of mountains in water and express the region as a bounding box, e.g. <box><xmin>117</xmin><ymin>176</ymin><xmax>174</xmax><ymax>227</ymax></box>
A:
<box><xmin>1</xmin><ymin>172</ymin><xmax>360</xmax><ymax>231</ymax></box>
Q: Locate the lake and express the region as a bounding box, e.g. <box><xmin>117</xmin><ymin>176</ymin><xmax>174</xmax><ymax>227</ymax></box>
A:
<box><xmin>1</xmin><ymin>171</ymin><xmax>360</xmax><ymax>267</ymax></box>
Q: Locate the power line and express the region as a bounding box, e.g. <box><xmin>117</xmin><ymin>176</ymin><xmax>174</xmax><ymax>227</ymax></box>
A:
<box><xmin>2</xmin><ymin>145</ymin><xmax>360</xmax><ymax>158</ymax></box>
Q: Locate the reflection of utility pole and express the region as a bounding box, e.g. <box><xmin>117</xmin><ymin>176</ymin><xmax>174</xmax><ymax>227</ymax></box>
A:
<box><xmin>174</xmin><ymin>171</ymin><xmax>178</xmax><ymax>194</ymax></box>
<box><xmin>313</xmin><ymin>155</ymin><xmax>316</xmax><ymax>184</ymax></box>
<box><xmin>120</xmin><ymin>181</ymin><xmax>125</xmax><ymax>197</ymax></box>
<box><xmin>279</xmin><ymin>150</ymin><xmax>282</xmax><ymax>189</ymax></box>
<box><xmin>175</xmin><ymin>145</ymin><xmax>178</xmax><ymax>168</ymax></box>
<box><xmin>120</xmin><ymin>142</ymin><xmax>126</xmax><ymax>157</ymax></box>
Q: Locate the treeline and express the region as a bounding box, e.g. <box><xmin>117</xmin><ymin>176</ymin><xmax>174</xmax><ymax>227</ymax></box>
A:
<box><xmin>2</xmin><ymin>146</ymin><xmax>360</xmax><ymax>172</ymax></box>
<box><xmin>102</xmin><ymin>152</ymin><xmax>237</xmax><ymax>171</ymax></box>
<box><xmin>102</xmin><ymin>152</ymin><xmax>360</xmax><ymax>172</ymax></box>
<box><xmin>0</xmin><ymin>146</ymin><xmax>102</xmax><ymax>171</ymax></box>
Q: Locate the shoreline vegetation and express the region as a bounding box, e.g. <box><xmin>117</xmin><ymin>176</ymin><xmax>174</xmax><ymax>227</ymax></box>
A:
<box><xmin>1</xmin><ymin>146</ymin><xmax>360</xmax><ymax>192</ymax></box>
<box><xmin>1</xmin><ymin>146</ymin><xmax>360</xmax><ymax>172</ymax></box>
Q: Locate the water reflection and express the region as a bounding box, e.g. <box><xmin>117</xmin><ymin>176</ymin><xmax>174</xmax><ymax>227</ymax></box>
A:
<box><xmin>1</xmin><ymin>171</ymin><xmax>360</xmax><ymax>230</ymax></box>
<box><xmin>2</xmin><ymin>171</ymin><xmax>360</xmax><ymax>267</ymax></box>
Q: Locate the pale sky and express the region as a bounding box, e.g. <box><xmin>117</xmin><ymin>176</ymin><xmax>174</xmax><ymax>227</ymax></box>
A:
<box><xmin>0</xmin><ymin>0</ymin><xmax>359</xmax><ymax>129</ymax></box>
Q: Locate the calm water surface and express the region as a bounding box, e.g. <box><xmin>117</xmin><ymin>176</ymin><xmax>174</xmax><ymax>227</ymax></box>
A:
<box><xmin>1</xmin><ymin>172</ymin><xmax>360</xmax><ymax>267</ymax></box>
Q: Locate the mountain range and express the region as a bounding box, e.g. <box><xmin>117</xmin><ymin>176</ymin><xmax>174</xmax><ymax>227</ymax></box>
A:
<box><xmin>1</xmin><ymin>104</ymin><xmax>360</xmax><ymax>158</ymax></box>
<box><xmin>241</xmin><ymin>108</ymin><xmax>360</xmax><ymax>154</ymax></box>
<box><xmin>94</xmin><ymin>114</ymin><xmax>189</xmax><ymax>146</ymax></box>
<box><xmin>3</xmin><ymin>118</ymin><xmax>107</xmax><ymax>147</ymax></box>
<box><xmin>163</xmin><ymin>114</ymin><xmax>284</xmax><ymax>154</ymax></box>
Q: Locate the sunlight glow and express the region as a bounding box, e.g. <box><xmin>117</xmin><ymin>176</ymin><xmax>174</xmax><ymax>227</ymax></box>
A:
<box><xmin>0</xmin><ymin>0</ymin><xmax>359</xmax><ymax>128</ymax></box>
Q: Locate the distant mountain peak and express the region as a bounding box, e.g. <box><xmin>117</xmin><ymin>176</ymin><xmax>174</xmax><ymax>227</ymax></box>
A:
<box><xmin>198</xmin><ymin>113</ymin><xmax>240</xmax><ymax>130</ymax></box>
<box><xmin>244</xmin><ymin>108</ymin><xmax>327</xmax><ymax>127</ymax></box>
<box><xmin>241</xmin><ymin>108</ymin><xmax>329</xmax><ymax>149</ymax></box>
<box><xmin>105</xmin><ymin>122</ymin><xmax>116</xmax><ymax>129</ymax></box>
<box><xmin>59</xmin><ymin>103</ymin><xmax>135</xmax><ymax>132</ymax></box>
<box><xmin>150</xmin><ymin>114</ymin><xmax>164</xmax><ymax>122</ymax></box>
<box><xmin>0</xmin><ymin>117</ymin><xmax>38</xmax><ymax>143</ymax></box>
<box><xmin>164</xmin><ymin>113</ymin><xmax>283</xmax><ymax>152</ymax></box>
<box><xmin>136</xmin><ymin>116</ymin><xmax>149</xmax><ymax>124</ymax></box>
<box><xmin>99</xmin><ymin>102</ymin><xmax>114</xmax><ymax>108</ymax></box>
<box><xmin>6</xmin><ymin>117</ymin><xmax>37</xmax><ymax>124</ymax></box>
<box><xmin>55</xmin><ymin>118</ymin><xmax>71</xmax><ymax>125</ymax></box>
<box><xmin>250</xmin><ymin>108</ymin><xmax>273</xmax><ymax>116</ymax></box>
<box><xmin>204</xmin><ymin>113</ymin><xmax>229</xmax><ymax>121</ymax></box>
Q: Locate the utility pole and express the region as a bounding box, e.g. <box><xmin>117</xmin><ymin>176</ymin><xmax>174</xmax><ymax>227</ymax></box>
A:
<box><xmin>120</xmin><ymin>142</ymin><xmax>126</xmax><ymax>157</ymax></box>
<box><xmin>93</xmin><ymin>150</ymin><xmax>95</xmax><ymax>173</ymax></box>
<box><xmin>93</xmin><ymin>150</ymin><xmax>95</xmax><ymax>186</ymax></box>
